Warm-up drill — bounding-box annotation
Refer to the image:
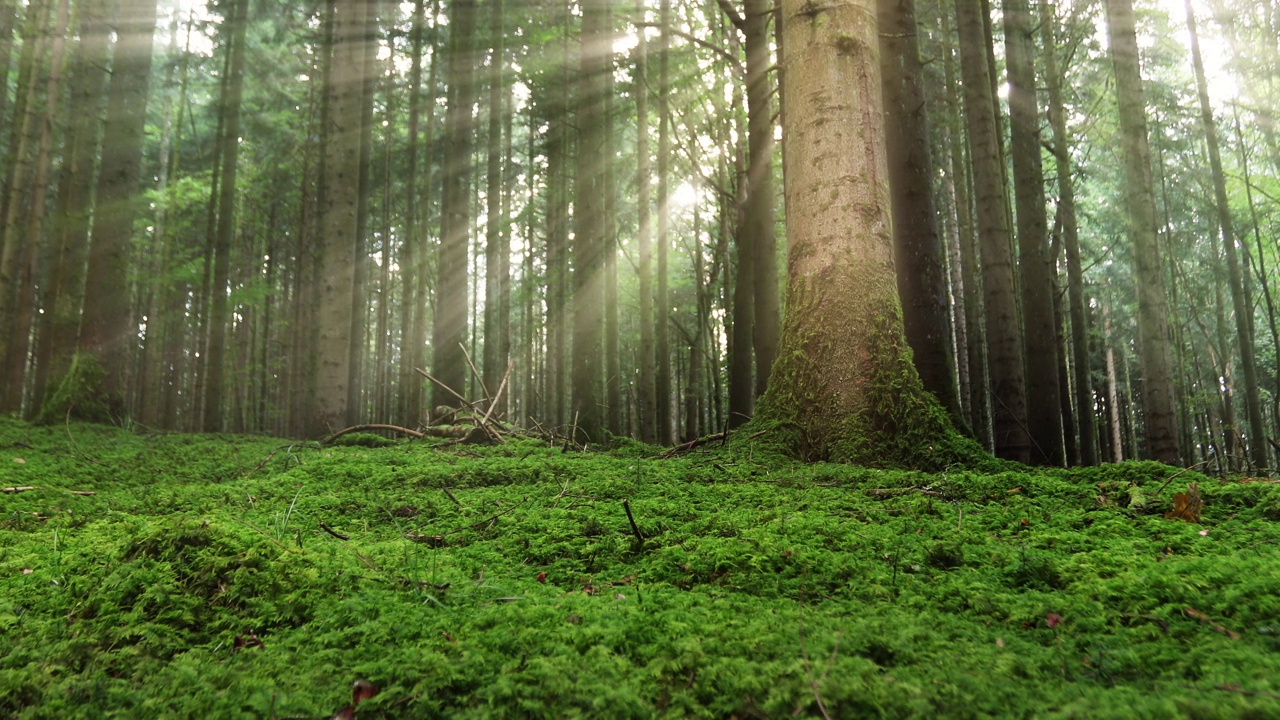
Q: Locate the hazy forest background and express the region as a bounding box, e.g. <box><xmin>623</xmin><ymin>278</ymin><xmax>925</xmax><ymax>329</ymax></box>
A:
<box><xmin>1</xmin><ymin>0</ymin><xmax>1279</xmax><ymax>472</ymax></box>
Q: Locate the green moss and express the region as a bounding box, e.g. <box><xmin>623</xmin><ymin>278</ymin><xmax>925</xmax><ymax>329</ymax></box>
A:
<box><xmin>750</xmin><ymin>276</ymin><xmax>995</xmax><ymax>471</ymax></box>
<box><xmin>34</xmin><ymin>353</ymin><xmax>117</xmax><ymax>425</ymax></box>
<box><xmin>1</xmin><ymin>416</ymin><xmax>1278</xmax><ymax>717</ymax></box>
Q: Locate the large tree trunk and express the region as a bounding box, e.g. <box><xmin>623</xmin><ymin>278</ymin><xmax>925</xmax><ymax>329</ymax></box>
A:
<box><xmin>954</xmin><ymin>0</ymin><xmax>1029</xmax><ymax>462</ymax></box>
<box><xmin>311</xmin><ymin>0</ymin><xmax>367</xmax><ymax>435</ymax></box>
<box><xmin>1103</xmin><ymin>0</ymin><xmax>1180</xmax><ymax>464</ymax></box>
<box><xmin>758</xmin><ymin>0</ymin><xmax>972</xmax><ymax>468</ymax></box>
<box><xmin>1003</xmin><ymin>0</ymin><xmax>1063</xmax><ymax>465</ymax></box>
<box><xmin>78</xmin><ymin>0</ymin><xmax>159</xmax><ymax>418</ymax></box>
<box><xmin>1185</xmin><ymin>0</ymin><xmax>1267</xmax><ymax>469</ymax></box>
<box><xmin>878</xmin><ymin>0</ymin><xmax>961</xmax><ymax>424</ymax></box>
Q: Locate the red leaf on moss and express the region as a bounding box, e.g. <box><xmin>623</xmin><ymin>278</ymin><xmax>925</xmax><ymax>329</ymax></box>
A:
<box><xmin>1045</xmin><ymin>613</ymin><xmax>1062</xmax><ymax>629</ymax></box>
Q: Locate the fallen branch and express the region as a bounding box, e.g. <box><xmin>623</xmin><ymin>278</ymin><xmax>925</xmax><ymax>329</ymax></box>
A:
<box><xmin>440</xmin><ymin>485</ymin><xmax>464</xmax><ymax>508</ymax></box>
<box><xmin>68</xmin><ymin>490</ymin><xmax>96</xmax><ymax>496</ymax></box>
<box><xmin>623</xmin><ymin>499</ymin><xmax>645</xmax><ymax>545</ymax></box>
<box><xmin>1156</xmin><ymin>459</ymin><xmax>1214</xmax><ymax>496</ymax></box>
<box><xmin>662</xmin><ymin>431</ymin><xmax>728</xmax><ymax>458</ymax></box>
<box><xmin>414</xmin><ymin>368</ymin><xmax>502</xmax><ymax>443</ymax></box>
<box><xmin>323</xmin><ymin>424</ymin><xmax>425</xmax><ymax>445</ymax></box>
<box><xmin>2</xmin><ymin>486</ymin><xmax>38</xmax><ymax>493</ymax></box>
<box><xmin>319</xmin><ymin>521</ymin><xmax>350</xmax><ymax>541</ymax></box>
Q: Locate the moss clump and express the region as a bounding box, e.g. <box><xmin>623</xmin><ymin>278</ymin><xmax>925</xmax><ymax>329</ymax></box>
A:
<box><xmin>34</xmin><ymin>353</ymin><xmax>117</xmax><ymax>425</ymax></box>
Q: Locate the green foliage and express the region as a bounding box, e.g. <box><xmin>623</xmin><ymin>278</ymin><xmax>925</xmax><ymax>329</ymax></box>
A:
<box><xmin>1</xmin><ymin>417</ymin><xmax>1279</xmax><ymax>717</ymax></box>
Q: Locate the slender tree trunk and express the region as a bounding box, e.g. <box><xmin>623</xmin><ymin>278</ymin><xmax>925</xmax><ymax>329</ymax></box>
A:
<box><xmin>409</xmin><ymin>0</ymin><xmax>442</xmax><ymax>423</ymax></box>
<box><xmin>1103</xmin><ymin>0</ymin><xmax>1180</xmax><ymax>464</ymax></box>
<box><xmin>1185</xmin><ymin>0</ymin><xmax>1266</xmax><ymax>468</ymax></box>
<box><xmin>5</xmin><ymin>0</ymin><xmax>70</xmax><ymax>414</ymax></box>
<box><xmin>483</xmin><ymin>0</ymin><xmax>509</xmax><ymax>410</ymax></box>
<box><xmin>1233</xmin><ymin>104</ymin><xmax>1280</xmax><ymax>449</ymax></box>
<box><xmin>202</xmin><ymin>0</ymin><xmax>249</xmax><ymax>431</ymax></box>
<box><xmin>32</xmin><ymin>0</ymin><xmax>111</xmax><ymax>415</ymax></box>
<box><xmin>572</xmin><ymin>0</ymin><xmax>612</xmax><ymax>442</ymax></box>
<box><xmin>940</xmin><ymin>6</ymin><xmax>988</xmax><ymax>445</ymax></box>
<box><xmin>955</xmin><ymin>0</ymin><xmax>1029</xmax><ymax>462</ymax></box>
<box><xmin>879</xmin><ymin>0</ymin><xmax>961</xmax><ymax>424</ymax></box>
<box><xmin>78</xmin><ymin>0</ymin><xmax>159</xmax><ymax>418</ymax></box>
<box><xmin>1042</xmin><ymin>0</ymin><xmax>1096</xmax><ymax>465</ymax></box>
<box><xmin>0</xmin><ymin>0</ymin><xmax>52</xmax><ymax>410</ymax></box>
<box><xmin>655</xmin><ymin>0</ymin><xmax>673</xmax><ymax>443</ymax></box>
<box><xmin>1003</xmin><ymin>0</ymin><xmax>1063</xmax><ymax>465</ymax></box>
<box><xmin>744</xmin><ymin>0</ymin><xmax>778</xmax><ymax>403</ymax></box>
<box><xmin>431</xmin><ymin>0</ymin><xmax>479</xmax><ymax>409</ymax></box>
<box><xmin>347</xmin><ymin>1</ymin><xmax>379</xmax><ymax>423</ymax></box>
<box><xmin>634</xmin><ymin>1</ymin><xmax>656</xmax><ymax>441</ymax></box>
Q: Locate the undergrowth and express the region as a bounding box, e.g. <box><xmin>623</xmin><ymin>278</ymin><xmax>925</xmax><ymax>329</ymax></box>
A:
<box><xmin>1</xmin><ymin>417</ymin><xmax>1278</xmax><ymax>718</ymax></box>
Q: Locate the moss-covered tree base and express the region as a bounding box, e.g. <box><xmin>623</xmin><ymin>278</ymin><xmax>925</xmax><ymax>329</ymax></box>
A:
<box><xmin>749</xmin><ymin>283</ymin><xmax>994</xmax><ymax>472</ymax></box>
<box><xmin>34</xmin><ymin>352</ymin><xmax>122</xmax><ymax>425</ymax></box>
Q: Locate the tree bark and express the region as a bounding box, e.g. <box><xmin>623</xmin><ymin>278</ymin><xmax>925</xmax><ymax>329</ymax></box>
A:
<box><xmin>201</xmin><ymin>0</ymin><xmax>249</xmax><ymax>431</ymax></box>
<box><xmin>78</xmin><ymin>0</ymin><xmax>159</xmax><ymax>417</ymax></box>
<box><xmin>878</xmin><ymin>0</ymin><xmax>961</xmax><ymax>424</ymax></box>
<box><xmin>572</xmin><ymin>0</ymin><xmax>610</xmax><ymax>442</ymax></box>
<box><xmin>431</xmin><ymin>0</ymin><xmax>479</xmax><ymax>410</ymax></box>
<box><xmin>744</xmin><ymin>0</ymin><xmax>778</xmax><ymax>403</ymax></box>
<box><xmin>655</xmin><ymin>0</ymin><xmax>673</xmax><ymax>443</ymax></box>
<box><xmin>1103</xmin><ymin>0</ymin><xmax>1181</xmax><ymax>464</ymax></box>
<box><xmin>1185</xmin><ymin>0</ymin><xmax>1267</xmax><ymax>469</ymax></box>
<box><xmin>311</xmin><ymin>0</ymin><xmax>367</xmax><ymax>435</ymax></box>
<box><xmin>482</xmin><ymin>0</ymin><xmax>509</xmax><ymax>412</ymax></box>
<box><xmin>758</xmin><ymin>0</ymin><xmax>971</xmax><ymax>468</ymax></box>
<box><xmin>1042</xmin><ymin>0</ymin><xmax>1096</xmax><ymax>465</ymax></box>
<box><xmin>954</xmin><ymin>0</ymin><xmax>1029</xmax><ymax>462</ymax></box>
<box><xmin>1003</xmin><ymin>0</ymin><xmax>1063</xmax><ymax>465</ymax></box>
<box><xmin>634</xmin><ymin>0</ymin><xmax>656</xmax><ymax>442</ymax></box>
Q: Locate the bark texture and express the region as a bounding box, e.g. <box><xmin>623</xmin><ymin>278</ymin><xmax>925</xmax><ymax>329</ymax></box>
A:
<box><xmin>1103</xmin><ymin>0</ymin><xmax>1180</xmax><ymax>464</ymax></box>
<box><xmin>758</xmin><ymin>0</ymin><xmax>977</xmax><ymax>468</ymax></box>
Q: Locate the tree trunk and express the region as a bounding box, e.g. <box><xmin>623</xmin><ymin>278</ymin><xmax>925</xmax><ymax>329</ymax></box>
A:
<box><xmin>878</xmin><ymin>0</ymin><xmax>961</xmax><ymax>424</ymax></box>
<box><xmin>201</xmin><ymin>0</ymin><xmax>249</xmax><ymax>431</ymax></box>
<box><xmin>8</xmin><ymin>0</ymin><xmax>70</xmax><ymax>413</ymax></box>
<box><xmin>311</xmin><ymin>0</ymin><xmax>367</xmax><ymax>435</ymax></box>
<box><xmin>483</xmin><ymin>0</ymin><xmax>509</xmax><ymax>412</ymax></box>
<box><xmin>634</xmin><ymin>0</ymin><xmax>656</xmax><ymax>441</ymax></box>
<box><xmin>1003</xmin><ymin>0</ymin><xmax>1063</xmax><ymax>465</ymax></box>
<box><xmin>572</xmin><ymin>0</ymin><xmax>610</xmax><ymax>442</ymax></box>
<box><xmin>78</xmin><ymin>0</ymin><xmax>159</xmax><ymax>418</ymax></box>
<box><xmin>32</xmin><ymin>0</ymin><xmax>110</xmax><ymax>416</ymax></box>
<box><xmin>1042</xmin><ymin>0</ymin><xmax>1096</xmax><ymax>465</ymax></box>
<box><xmin>758</xmin><ymin>0</ymin><xmax>972</xmax><ymax>468</ymax></box>
<box><xmin>1185</xmin><ymin>0</ymin><xmax>1266</xmax><ymax>469</ymax></box>
<box><xmin>744</xmin><ymin>0</ymin><xmax>778</xmax><ymax>404</ymax></box>
<box><xmin>655</xmin><ymin>0</ymin><xmax>673</xmax><ymax>443</ymax></box>
<box><xmin>954</xmin><ymin>0</ymin><xmax>1029</xmax><ymax>462</ymax></box>
<box><xmin>431</xmin><ymin>0</ymin><xmax>479</xmax><ymax>410</ymax></box>
<box><xmin>1103</xmin><ymin>0</ymin><xmax>1180</xmax><ymax>464</ymax></box>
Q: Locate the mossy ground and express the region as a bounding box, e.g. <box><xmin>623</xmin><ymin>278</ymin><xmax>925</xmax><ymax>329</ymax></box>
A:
<box><xmin>2</xmin><ymin>417</ymin><xmax>1278</xmax><ymax>718</ymax></box>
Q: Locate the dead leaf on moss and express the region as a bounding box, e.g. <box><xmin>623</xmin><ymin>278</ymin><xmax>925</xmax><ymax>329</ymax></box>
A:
<box><xmin>1164</xmin><ymin>482</ymin><xmax>1203</xmax><ymax>523</ymax></box>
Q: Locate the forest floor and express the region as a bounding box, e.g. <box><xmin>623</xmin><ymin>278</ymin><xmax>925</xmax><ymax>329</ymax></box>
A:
<box><xmin>1</xmin><ymin>417</ymin><xmax>1279</xmax><ymax>718</ymax></box>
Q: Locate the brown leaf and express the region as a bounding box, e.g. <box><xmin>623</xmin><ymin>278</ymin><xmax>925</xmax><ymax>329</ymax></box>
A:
<box><xmin>1164</xmin><ymin>482</ymin><xmax>1203</xmax><ymax>523</ymax></box>
<box><xmin>351</xmin><ymin>679</ymin><xmax>378</xmax><ymax>706</ymax></box>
